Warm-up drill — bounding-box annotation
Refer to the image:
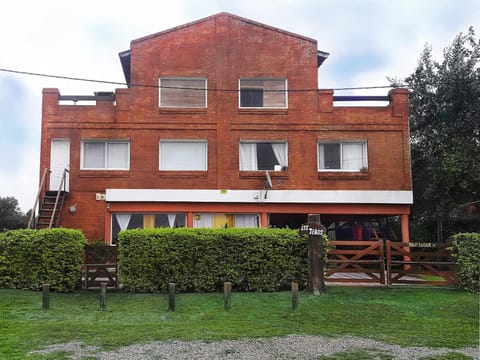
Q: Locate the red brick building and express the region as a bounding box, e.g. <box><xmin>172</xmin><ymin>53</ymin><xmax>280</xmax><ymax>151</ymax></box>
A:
<box><xmin>37</xmin><ymin>12</ymin><xmax>412</xmax><ymax>244</ymax></box>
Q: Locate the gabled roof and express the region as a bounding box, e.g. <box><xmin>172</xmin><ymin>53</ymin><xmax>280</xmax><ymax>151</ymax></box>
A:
<box><xmin>132</xmin><ymin>12</ymin><xmax>318</xmax><ymax>45</ymax></box>
<box><xmin>118</xmin><ymin>12</ymin><xmax>329</xmax><ymax>86</ymax></box>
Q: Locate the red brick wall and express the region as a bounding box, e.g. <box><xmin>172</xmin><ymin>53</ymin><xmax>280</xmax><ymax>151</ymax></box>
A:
<box><xmin>39</xmin><ymin>14</ymin><xmax>411</xmax><ymax>241</ymax></box>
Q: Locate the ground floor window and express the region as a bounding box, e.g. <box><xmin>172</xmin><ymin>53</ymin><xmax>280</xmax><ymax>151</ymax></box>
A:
<box><xmin>193</xmin><ymin>213</ymin><xmax>259</xmax><ymax>228</ymax></box>
<box><xmin>111</xmin><ymin>213</ymin><xmax>186</xmax><ymax>244</ymax></box>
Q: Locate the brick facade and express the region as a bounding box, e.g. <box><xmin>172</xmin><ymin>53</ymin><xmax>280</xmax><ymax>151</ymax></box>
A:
<box><xmin>38</xmin><ymin>13</ymin><xmax>411</xmax><ymax>243</ymax></box>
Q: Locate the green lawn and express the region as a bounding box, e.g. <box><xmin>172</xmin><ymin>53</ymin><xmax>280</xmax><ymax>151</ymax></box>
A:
<box><xmin>0</xmin><ymin>287</ymin><xmax>478</xmax><ymax>359</ymax></box>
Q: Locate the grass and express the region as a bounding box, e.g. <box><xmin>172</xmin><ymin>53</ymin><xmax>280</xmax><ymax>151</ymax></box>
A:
<box><xmin>0</xmin><ymin>287</ymin><xmax>478</xmax><ymax>359</ymax></box>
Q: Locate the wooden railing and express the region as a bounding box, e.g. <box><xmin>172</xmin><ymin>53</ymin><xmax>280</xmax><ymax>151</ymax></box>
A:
<box><xmin>84</xmin><ymin>245</ymin><xmax>119</xmax><ymax>288</ymax></box>
<box><xmin>324</xmin><ymin>240</ymin><xmax>458</xmax><ymax>287</ymax></box>
<box><xmin>326</xmin><ymin>240</ymin><xmax>386</xmax><ymax>285</ymax></box>
<box><xmin>27</xmin><ymin>168</ymin><xmax>50</xmax><ymax>229</ymax></box>
<box><xmin>386</xmin><ymin>241</ymin><xmax>458</xmax><ymax>286</ymax></box>
<box><xmin>49</xmin><ymin>168</ymin><xmax>69</xmax><ymax>228</ymax></box>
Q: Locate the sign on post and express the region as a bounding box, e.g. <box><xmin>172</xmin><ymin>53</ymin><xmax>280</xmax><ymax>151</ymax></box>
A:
<box><xmin>299</xmin><ymin>222</ymin><xmax>327</xmax><ymax>295</ymax></box>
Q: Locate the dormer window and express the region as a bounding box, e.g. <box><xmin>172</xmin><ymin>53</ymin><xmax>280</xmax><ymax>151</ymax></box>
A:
<box><xmin>159</xmin><ymin>77</ymin><xmax>207</xmax><ymax>108</ymax></box>
<box><xmin>239</xmin><ymin>78</ymin><xmax>287</xmax><ymax>108</ymax></box>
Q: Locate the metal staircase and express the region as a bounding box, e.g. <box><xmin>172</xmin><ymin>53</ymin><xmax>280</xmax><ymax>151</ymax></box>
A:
<box><xmin>28</xmin><ymin>168</ymin><xmax>69</xmax><ymax>229</ymax></box>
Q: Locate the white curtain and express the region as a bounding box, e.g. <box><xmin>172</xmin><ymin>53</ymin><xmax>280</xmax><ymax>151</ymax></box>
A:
<box><xmin>107</xmin><ymin>142</ymin><xmax>129</xmax><ymax>169</ymax></box>
<box><xmin>239</xmin><ymin>143</ymin><xmax>258</xmax><ymax>170</ymax></box>
<box><xmin>167</xmin><ymin>214</ymin><xmax>176</xmax><ymax>228</ymax></box>
<box><xmin>160</xmin><ymin>141</ymin><xmax>207</xmax><ymax>170</ymax></box>
<box><xmin>271</xmin><ymin>143</ymin><xmax>287</xmax><ymax>167</ymax></box>
<box><xmin>193</xmin><ymin>213</ymin><xmax>213</xmax><ymax>228</ymax></box>
<box><xmin>83</xmin><ymin>142</ymin><xmax>105</xmax><ymax>168</ymax></box>
<box><xmin>234</xmin><ymin>214</ymin><xmax>259</xmax><ymax>228</ymax></box>
<box><xmin>342</xmin><ymin>143</ymin><xmax>364</xmax><ymax>170</ymax></box>
<box><xmin>318</xmin><ymin>143</ymin><xmax>325</xmax><ymax>169</ymax></box>
<box><xmin>115</xmin><ymin>214</ymin><xmax>131</xmax><ymax>231</ymax></box>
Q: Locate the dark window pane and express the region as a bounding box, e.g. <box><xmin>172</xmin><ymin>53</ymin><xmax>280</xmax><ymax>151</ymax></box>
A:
<box><xmin>240</xmin><ymin>89</ymin><xmax>263</xmax><ymax>107</ymax></box>
<box><xmin>323</xmin><ymin>143</ymin><xmax>341</xmax><ymax>169</ymax></box>
<box><xmin>257</xmin><ymin>143</ymin><xmax>278</xmax><ymax>170</ymax></box>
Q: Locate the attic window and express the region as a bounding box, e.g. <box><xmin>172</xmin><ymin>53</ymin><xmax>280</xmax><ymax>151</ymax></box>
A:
<box><xmin>159</xmin><ymin>78</ymin><xmax>207</xmax><ymax>108</ymax></box>
<box><xmin>239</xmin><ymin>78</ymin><xmax>287</xmax><ymax>108</ymax></box>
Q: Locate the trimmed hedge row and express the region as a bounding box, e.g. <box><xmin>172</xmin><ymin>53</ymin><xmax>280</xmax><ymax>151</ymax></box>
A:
<box><xmin>118</xmin><ymin>228</ymin><xmax>308</xmax><ymax>292</ymax></box>
<box><xmin>449</xmin><ymin>232</ymin><xmax>480</xmax><ymax>293</ymax></box>
<box><xmin>0</xmin><ymin>228</ymin><xmax>86</xmax><ymax>292</ymax></box>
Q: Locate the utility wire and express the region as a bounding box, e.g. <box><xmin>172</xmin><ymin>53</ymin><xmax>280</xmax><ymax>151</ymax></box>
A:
<box><xmin>0</xmin><ymin>67</ymin><xmax>409</xmax><ymax>92</ymax></box>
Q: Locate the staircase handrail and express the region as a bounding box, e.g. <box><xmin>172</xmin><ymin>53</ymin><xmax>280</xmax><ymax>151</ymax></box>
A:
<box><xmin>27</xmin><ymin>168</ymin><xmax>50</xmax><ymax>229</ymax></box>
<box><xmin>49</xmin><ymin>168</ymin><xmax>70</xmax><ymax>228</ymax></box>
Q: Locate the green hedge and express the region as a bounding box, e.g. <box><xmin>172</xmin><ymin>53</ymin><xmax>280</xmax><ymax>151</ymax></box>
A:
<box><xmin>0</xmin><ymin>228</ymin><xmax>87</xmax><ymax>292</ymax></box>
<box><xmin>118</xmin><ymin>228</ymin><xmax>308</xmax><ymax>292</ymax></box>
<box><xmin>449</xmin><ymin>232</ymin><xmax>480</xmax><ymax>293</ymax></box>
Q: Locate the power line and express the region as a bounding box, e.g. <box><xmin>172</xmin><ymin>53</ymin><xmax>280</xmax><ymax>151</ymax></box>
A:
<box><xmin>0</xmin><ymin>67</ymin><xmax>409</xmax><ymax>92</ymax></box>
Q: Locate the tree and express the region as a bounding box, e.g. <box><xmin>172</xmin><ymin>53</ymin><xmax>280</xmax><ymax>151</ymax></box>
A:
<box><xmin>0</xmin><ymin>197</ymin><xmax>28</xmax><ymax>231</ymax></box>
<box><xmin>404</xmin><ymin>27</ymin><xmax>480</xmax><ymax>241</ymax></box>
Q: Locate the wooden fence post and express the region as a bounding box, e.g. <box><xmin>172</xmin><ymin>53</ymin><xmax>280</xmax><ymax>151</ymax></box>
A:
<box><xmin>224</xmin><ymin>282</ymin><xmax>232</xmax><ymax>311</ymax></box>
<box><xmin>291</xmin><ymin>282</ymin><xmax>299</xmax><ymax>311</ymax></box>
<box><xmin>42</xmin><ymin>284</ymin><xmax>50</xmax><ymax>310</ymax></box>
<box><xmin>100</xmin><ymin>283</ymin><xmax>107</xmax><ymax>311</ymax></box>
<box><xmin>168</xmin><ymin>283</ymin><xmax>176</xmax><ymax>312</ymax></box>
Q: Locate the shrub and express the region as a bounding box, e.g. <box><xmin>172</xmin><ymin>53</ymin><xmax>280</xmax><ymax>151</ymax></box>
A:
<box><xmin>118</xmin><ymin>228</ymin><xmax>308</xmax><ymax>293</ymax></box>
<box><xmin>449</xmin><ymin>232</ymin><xmax>480</xmax><ymax>293</ymax></box>
<box><xmin>0</xmin><ymin>228</ymin><xmax>87</xmax><ymax>292</ymax></box>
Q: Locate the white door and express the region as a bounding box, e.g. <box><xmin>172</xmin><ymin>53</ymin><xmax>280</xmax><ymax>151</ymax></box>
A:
<box><xmin>50</xmin><ymin>139</ymin><xmax>70</xmax><ymax>191</ymax></box>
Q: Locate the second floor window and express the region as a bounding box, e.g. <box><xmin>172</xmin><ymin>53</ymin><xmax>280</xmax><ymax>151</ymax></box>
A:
<box><xmin>81</xmin><ymin>140</ymin><xmax>130</xmax><ymax>170</ymax></box>
<box><xmin>159</xmin><ymin>140</ymin><xmax>208</xmax><ymax>171</ymax></box>
<box><xmin>318</xmin><ymin>141</ymin><xmax>367</xmax><ymax>171</ymax></box>
<box><xmin>239</xmin><ymin>141</ymin><xmax>288</xmax><ymax>171</ymax></box>
<box><xmin>239</xmin><ymin>78</ymin><xmax>287</xmax><ymax>108</ymax></box>
<box><xmin>159</xmin><ymin>78</ymin><xmax>207</xmax><ymax>108</ymax></box>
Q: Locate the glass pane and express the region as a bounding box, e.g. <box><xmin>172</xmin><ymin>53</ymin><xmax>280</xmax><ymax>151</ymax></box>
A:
<box><xmin>107</xmin><ymin>142</ymin><xmax>129</xmax><ymax>169</ymax></box>
<box><xmin>160</xmin><ymin>141</ymin><xmax>207</xmax><ymax>170</ymax></box>
<box><xmin>160</xmin><ymin>78</ymin><xmax>206</xmax><ymax>107</ymax></box>
<box><xmin>321</xmin><ymin>143</ymin><xmax>341</xmax><ymax>169</ymax></box>
<box><xmin>240</xmin><ymin>79</ymin><xmax>286</xmax><ymax>108</ymax></box>
<box><xmin>83</xmin><ymin>142</ymin><xmax>105</xmax><ymax>168</ymax></box>
<box><xmin>263</xmin><ymin>79</ymin><xmax>286</xmax><ymax>107</ymax></box>
<box><xmin>342</xmin><ymin>143</ymin><xmax>364</xmax><ymax>170</ymax></box>
<box><xmin>257</xmin><ymin>143</ymin><xmax>279</xmax><ymax>170</ymax></box>
<box><xmin>240</xmin><ymin>89</ymin><xmax>263</xmax><ymax>107</ymax></box>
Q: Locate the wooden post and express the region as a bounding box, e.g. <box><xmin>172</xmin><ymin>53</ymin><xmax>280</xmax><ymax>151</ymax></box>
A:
<box><xmin>100</xmin><ymin>283</ymin><xmax>107</xmax><ymax>311</ymax></box>
<box><xmin>291</xmin><ymin>282</ymin><xmax>298</xmax><ymax>311</ymax></box>
<box><xmin>42</xmin><ymin>284</ymin><xmax>50</xmax><ymax>310</ymax></box>
<box><xmin>168</xmin><ymin>283</ymin><xmax>175</xmax><ymax>312</ymax></box>
<box><xmin>300</xmin><ymin>216</ymin><xmax>327</xmax><ymax>295</ymax></box>
<box><xmin>224</xmin><ymin>282</ymin><xmax>232</xmax><ymax>311</ymax></box>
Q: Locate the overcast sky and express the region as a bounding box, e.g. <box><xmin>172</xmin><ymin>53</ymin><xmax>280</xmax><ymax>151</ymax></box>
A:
<box><xmin>1</xmin><ymin>0</ymin><xmax>478</xmax><ymax>212</ymax></box>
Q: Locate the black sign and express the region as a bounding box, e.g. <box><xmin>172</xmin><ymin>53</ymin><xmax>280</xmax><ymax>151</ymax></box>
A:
<box><xmin>299</xmin><ymin>222</ymin><xmax>327</xmax><ymax>237</ymax></box>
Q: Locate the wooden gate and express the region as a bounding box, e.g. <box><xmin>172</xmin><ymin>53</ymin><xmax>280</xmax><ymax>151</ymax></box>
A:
<box><xmin>84</xmin><ymin>245</ymin><xmax>119</xmax><ymax>288</ymax></box>
<box><xmin>386</xmin><ymin>241</ymin><xmax>458</xmax><ymax>286</ymax></box>
<box><xmin>326</xmin><ymin>240</ymin><xmax>386</xmax><ymax>285</ymax></box>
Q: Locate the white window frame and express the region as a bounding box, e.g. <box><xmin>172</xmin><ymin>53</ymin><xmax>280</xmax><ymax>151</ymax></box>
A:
<box><xmin>159</xmin><ymin>139</ymin><xmax>208</xmax><ymax>171</ymax></box>
<box><xmin>239</xmin><ymin>140</ymin><xmax>288</xmax><ymax>171</ymax></box>
<box><xmin>317</xmin><ymin>141</ymin><xmax>368</xmax><ymax>172</ymax></box>
<box><xmin>159</xmin><ymin>77</ymin><xmax>207</xmax><ymax>108</ymax></box>
<box><xmin>238</xmin><ymin>78</ymin><xmax>288</xmax><ymax>109</ymax></box>
<box><xmin>80</xmin><ymin>140</ymin><xmax>130</xmax><ymax>170</ymax></box>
